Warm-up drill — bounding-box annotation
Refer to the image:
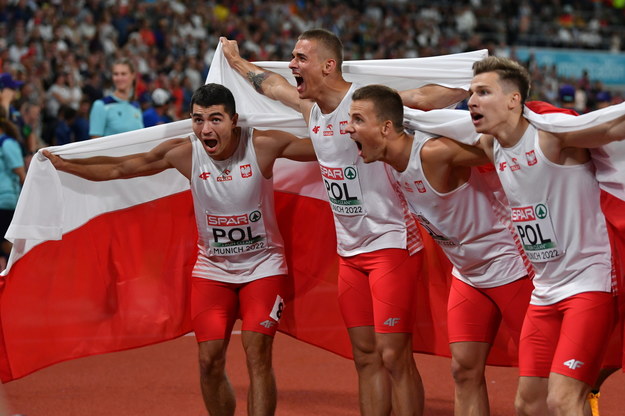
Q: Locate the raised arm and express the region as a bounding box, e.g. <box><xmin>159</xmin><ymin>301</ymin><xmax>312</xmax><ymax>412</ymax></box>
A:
<box><xmin>400</xmin><ymin>84</ymin><xmax>469</xmax><ymax>111</ymax></box>
<box><xmin>253</xmin><ymin>129</ymin><xmax>316</xmax><ymax>178</ymax></box>
<box><xmin>220</xmin><ymin>37</ymin><xmax>304</xmax><ymax>113</ymax></box>
<box><xmin>42</xmin><ymin>138</ymin><xmax>190</xmax><ymax>181</ymax></box>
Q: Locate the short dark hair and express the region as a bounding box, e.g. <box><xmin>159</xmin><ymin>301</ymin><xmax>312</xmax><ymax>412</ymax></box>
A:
<box><xmin>352</xmin><ymin>85</ymin><xmax>405</xmax><ymax>133</ymax></box>
<box><xmin>472</xmin><ymin>56</ymin><xmax>531</xmax><ymax>104</ymax></box>
<box><xmin>190</xmin><ymin>83</ymin><xmax>236</xmax><ymax>116</ymax></box>
<box><xmin>299</xmin><ymin>29</ymin><xmax>344</xmax><ymax>73</ymax></box>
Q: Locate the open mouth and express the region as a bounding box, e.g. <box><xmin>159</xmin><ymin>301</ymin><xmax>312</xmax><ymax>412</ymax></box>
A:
<box><xmin>204</xmin><ymin>139</ymin><xmax>218</xmax><ymax>149</ymax></box>
<box><xmin>471</xmin><ymin>113</ymin><xmax>483</xmax><ymax>122</ymax></box>
<box><xmin>294</xmin><ymin>75</ymin><xmax>304</xmax><ymax>91</ymax></box>
<box><xmin>355</xmin><ymin>141</ymin><xmax>362</xmax><ymax>151</ymax></box>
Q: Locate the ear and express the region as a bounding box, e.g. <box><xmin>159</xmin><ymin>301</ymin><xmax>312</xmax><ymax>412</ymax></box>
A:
<box><xmin>231</xmin><ymin>113</ymin><xmax>239</xmax><ymax>127</ymax></box>
<box><xmin>323</xmin><ymin>59</ymin><xmax>337</xmax><ymax>76</ymax></box>
<box><xmin>381</xmin><ymin>119</ymin><xmax>393</xmax><ymax>137</ymax></box>
<box><xmin>508</xmin><ymin>91</ymin><xmax>522</xmax><ymax>110</ymax></box>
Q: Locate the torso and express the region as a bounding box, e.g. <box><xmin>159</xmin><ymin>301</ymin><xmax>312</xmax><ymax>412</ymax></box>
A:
<box><xmin>492</xmin><ymin>123</ymin><xmax>612</xmax><ymax>304</ymax></box>
<box><xmin>189</xmin><ymin>128</ymin><xmax>287</xmax><ymax>283</ymax></box>
<box><xmin>396</xmin><ymin>132</ymin><xmax>527</xmax><ymax>288</ymax></box>
<box><xmin>308</xmin><ymin>84</ymin><xmax>422</xmax><ymax>257</ymax></box>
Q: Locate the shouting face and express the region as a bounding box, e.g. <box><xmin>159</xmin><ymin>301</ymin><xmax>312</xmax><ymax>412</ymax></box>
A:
<box><xmin>346</xmin><ymin>99</ymin><xmax>387</xmax><ymax>164</ymax></box>
<box><xmin>468</xmin><ymin>71</ymin><xmax>520</xmax><ymax>136</ymax></box>
<box><xmin>191</xmin><ymin>104</ymin><xmax>239</xmax><ymax>161</ymax></box>
<box><xmin>289</xmin><ymin>38</ymin><xmax>329</xmax><ymax>101</ymax></box>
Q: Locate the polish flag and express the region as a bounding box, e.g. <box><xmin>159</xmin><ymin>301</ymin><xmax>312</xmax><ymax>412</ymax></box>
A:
<box><xmin>0</xmin><ymin>46</ymin><xmax>495</xmax><ymax>381</ymax></box>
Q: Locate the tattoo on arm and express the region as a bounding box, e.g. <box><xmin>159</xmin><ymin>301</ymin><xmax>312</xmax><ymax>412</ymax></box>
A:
<box><xmin>247</xmin><ymin>71</ymin><xmax>270</xmax><ymax>94</ymax></box>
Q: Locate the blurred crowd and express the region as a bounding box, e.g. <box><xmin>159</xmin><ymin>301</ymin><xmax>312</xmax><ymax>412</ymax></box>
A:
<box><xmin>0</xmin><ymin>0</ymin><xmax>624</xmax><ymax>156</ymax></box>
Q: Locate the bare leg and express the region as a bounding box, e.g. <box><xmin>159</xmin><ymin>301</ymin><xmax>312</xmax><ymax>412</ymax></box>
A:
<box><xmin>515</xmin><ymin>376</ymin><xmax>549</xmax><ymax>416</ymax></box>
<box><xmin>241</xmin><ymin>331</ymin><xmax>277</xmax><ymax>416</ymax></box>
<box><xmin>198</xmin><ymin>338</ymin><xmax>235</xmax><ymax>416</ymax></box>
<box><xmin>377</xmin><ymin>332</ymin><xmax>424</xmax><ymax>416</ymax></box>
<box><xmin>348</xmin><ymin>326</ymin><xmax>391</xmax><ymax>416</ymax></box>
<box><xmin>547</xmin><ymin>373</ymin><xmax>591</xmax><ymax>416</ymax></box>
<box><xmin>449</xmin><ymin>341</ymin><xmax>490</xmax><ymax>416</ymax></box>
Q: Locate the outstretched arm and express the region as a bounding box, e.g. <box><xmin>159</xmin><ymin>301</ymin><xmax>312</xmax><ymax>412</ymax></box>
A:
<box><xmin>556</xmin><ymin>113</ymin><xmax>625</xmax><ymax>148</ymax></box>
<box><xmin>42</xmin><ymin>138</ymin><xmax>189</xmax><ymax>181</ymax></box>
<box><xmin>400</xmin><ymin>84</ymin><xmax>469</xmax><ymax>110</ymax></box>
<box><xmin>253</xmin><ymin>129</ymin><xmax>316</xmax><ymax>178</ymax></box>
<box><xmin>220</xmin><ymin>37</ymin><xmax>303</xmax><ymax>113</ymax></box>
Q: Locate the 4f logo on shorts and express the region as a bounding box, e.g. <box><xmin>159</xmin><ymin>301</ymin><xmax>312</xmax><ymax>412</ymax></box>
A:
<box><xmin>384</xmin><ymin>317</ymin><xmax>400</xmax><ymax>327</ymax></box>
<box><xmin>260</xmin><ymin>320</ymin><xmax>275</xmax><ymax>329</ymax></box>
<box><xmin>563</xmin><ymin>359</ymin><xmax>584</xmax><ymax>370</ymax></box>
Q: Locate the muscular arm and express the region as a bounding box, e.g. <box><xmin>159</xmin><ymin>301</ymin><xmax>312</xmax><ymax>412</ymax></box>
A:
<box><xmin>555</xmin><ymin>113</ymin><xmax>625</xmax><ymax>148</ymax></box>
<box><xmin>220</xmin><ymin>37</ymin><xmax>304</xmax><ymax>113</ymax></box>
<box><xmin>253</xmin><ymin>129</ymin><xmax>317</xmax><ymax>178</ymax></box>
<box><xmin>400</xmin><ymin>84</ymin><xmax>469</xmax><ymax>110</ymax></box>
<box><xmin>420</xmin><ymin>137</ymin><xmax>490</xmax><ymax>193</ymax></box>
<box><xmin>42</xmin><ymin>138</ymin><xmax>190</xmax><ymax>181</ymax></box>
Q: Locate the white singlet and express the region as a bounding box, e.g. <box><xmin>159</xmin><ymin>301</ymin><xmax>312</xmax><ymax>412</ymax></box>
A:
<box><xmin>493</xmin><ymin>124</ymin><xmax>612</xmax><ymax>305</ymax></box>
<box><xmin>394</xmin><ymin>133</ymin><xmax>527</xmax><ymax>288</ymax></box>
<box><xmin>308</xmin><ymin>83</ymin><xmax>422</xmax><ymax>257</ymax></box>
<box><xmin>189</xmin><ymin>128</ymin><xmax>287</xmax><ymax>283</ymax></box>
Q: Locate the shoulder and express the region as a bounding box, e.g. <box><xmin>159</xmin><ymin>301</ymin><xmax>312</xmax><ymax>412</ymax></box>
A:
<box><xmin>0</xmin><ymin>135</ymin><xmax>19</xmax><ymax>148</ymax></box>
<box><xmin>100</xmin><ymin>96</ymin><xmax>117</xmax><ymax>105</ymax></box>
<box><xmin>421</xmin><ymin>136</ymin><xmax>456</xmax><ymax>161</ymax></box>
<box><xmin>478</xmin><ymin>134</ymin><xmax>495</xmax><ymax>148</ymax></box>
<box><xmin>162</xmin><ymin>137</ymin><xmax>191</xmax><ymax>152</ymax></box>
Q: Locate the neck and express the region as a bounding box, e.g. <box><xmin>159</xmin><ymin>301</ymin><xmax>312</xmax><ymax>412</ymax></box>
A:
<box><xmin>386</xmin><ymin>131</ymin><xmax>413</xmax><ymax>172</ymax></box>
<box><xmin>216</xmin><ymin>128</ymin><xmax>241</xmax><ymax>161</ymax></box>
<box><xmin>114</xmin><ymin>89</ymin><xmax>131</xmax><ymax>101</ymax></box>
<box><xmin>316</xmin><ymin>78</ymin><xmax>351</xmax><ymax>114</ymax></box>
<box><xmin>492</xmin><ymin>112</ymin><xmax>529</xmax><ymax>148</ymax></box>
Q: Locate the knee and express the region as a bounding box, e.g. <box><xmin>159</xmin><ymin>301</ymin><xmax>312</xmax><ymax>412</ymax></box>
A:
<box><xmin>545</xmin><ymin>389</ymin><xmax>581</xmax><ymax>415</ymax></box>
<box><xmin>352</xmin><ymin>344</ymin><xmax>383</xmax><ymax>372</ymax></box>
<box><xmin>198</xmin><ymin>350</ymin><xmax>227</xmax><ymax>377</ymax></box>
<box><xmin>514</xmin><ymin>389</ymin><xmax>541</xmax><ymax>416</ymax></box>
<box><xmin>514</xmin><ymin>393</ymin><xmax>532</xmax><ymax>416</ymax></box>
<box><xmin>380</xmin><ymin>344</ymin><xmax>413</xmax><ymax>375</ymax></box>
<box><xmin>450</xmin><ymin>358</ymin><xmax>484</xmax><ymax>386</ymax></box>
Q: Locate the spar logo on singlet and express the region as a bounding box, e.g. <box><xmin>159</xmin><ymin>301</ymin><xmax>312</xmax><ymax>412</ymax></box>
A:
<box><xmin>511</xmin><ymin>203</ymin><xmax>561</xmax><ymax>262</ymax></box>
<box><xmin>319</xmin><ymin>164</ymin><xmax>365</xmax><ymax>215</ymax></box>
<box><xmin>206</xmin><ymin>211</ymin><xmax>265</xmax><ymax>255</ymax></box>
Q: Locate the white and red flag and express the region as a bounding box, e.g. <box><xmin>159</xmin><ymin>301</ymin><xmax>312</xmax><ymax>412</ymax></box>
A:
<box><xmin>0</xmin><ymin>45</ymin><xmax>491</xmax><ymax>381</ymax></box>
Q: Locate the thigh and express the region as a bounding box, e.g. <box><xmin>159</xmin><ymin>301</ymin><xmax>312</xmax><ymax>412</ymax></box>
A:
<box><xmin>191</xmin><ymin>277</ymin><xmax>239</xmax><ymax>342</ymax></box>
<box><xmin>551</xmin><ymin>292</ymin><xmax>616</xmax><ymax>385</ymax></box>
<box><xmin>239</xmin><ymin>275</ymin><xmax>287</xmax><ymax>337</ymax></box>
<box><xmin>518</xmin><ymin>303</ymin><xmax>561</xmax><ymax>379</ymax></box>
<box><xmin>447</xmin><ymin>278</ymin><xmax>501</xmax><ymax>344</ymax></box>
<box><xmin>370</xmin><ymin>249</ymin><xmax>423</xmax><ymax>334</ymax></box>
<box><xmin>489</xmin><ymin>275</ymin><xmax>533</xmax><ymax>344</ymax></box>
<box><xmin>338</xmin><ymin>256</ymin><xmax>374</xmax><ymax>329</ymax></box>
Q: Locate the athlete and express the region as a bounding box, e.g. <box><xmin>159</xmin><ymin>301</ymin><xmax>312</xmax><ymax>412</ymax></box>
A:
<box><xmin>44</xmin><ymin>83</ymin><xmax>316</xmax><ymax>416</ymax></box>
<box><xmin>466</xmin><ymin>56</ymin><xmax>625</xmax><ymax>416</ymax></box>
<box><xmin>347</xmin><ymin>84</ymin><xmax>533</xmax><ymax>416</ymax></box>
<box><xmin>221</xmin><ymin>29</ymin><xmax>468</xmax><ymax>416</ymax></box>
